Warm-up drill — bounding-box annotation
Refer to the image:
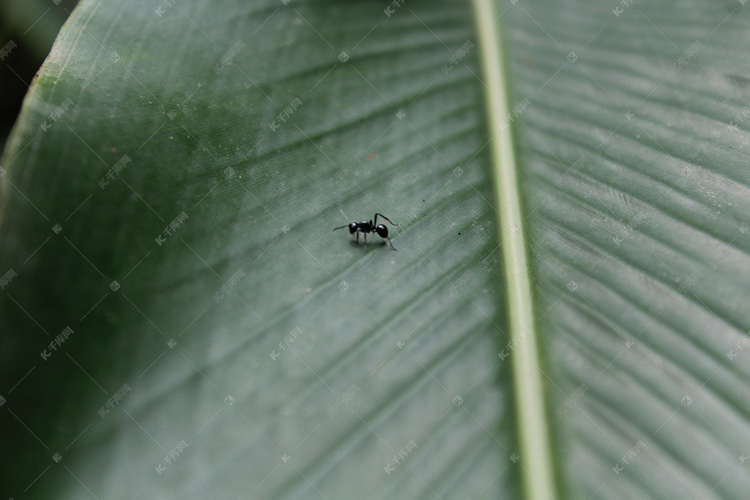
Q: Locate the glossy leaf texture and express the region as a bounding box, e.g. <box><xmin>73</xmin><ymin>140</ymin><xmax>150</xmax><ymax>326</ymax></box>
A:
<box><xmin>509</xmin><ymin>2</ymin><xmax>750</xmax><ymax>498</ymax></box>
<box><xmin>0</xmin><ymin>1</ymin><xmax>511</xmax><ymax>499</ymax></box>
<box><xmin>3</xmin><ymin>0</ymin><xmax>750</xmax><ymax>499</ymax></box>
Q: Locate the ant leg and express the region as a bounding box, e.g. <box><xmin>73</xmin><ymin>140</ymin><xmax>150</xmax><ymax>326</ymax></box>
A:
<box><xmin>355</xmin><ymin>232</ymin><xmax>360</xmax><ymax>244</ymax></box>
<box><xmin>386</xmin><ymin>238</ymin><xmax>397</xmax><ymax>251</ymax></box>
<box><xmin>373</xmin><ymin>213</ymin><xmax>398</xmax><ymax>226</ymax></box>
<box><xmin>364</xmin><ymin>232</ymin><xmax>367</xmax><ymax>248</ymax></box>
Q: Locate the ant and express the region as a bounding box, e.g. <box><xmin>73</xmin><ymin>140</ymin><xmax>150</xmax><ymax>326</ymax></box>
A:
<box><xmin>333</xmin><ymin>213</ymin><xmax>398</xmax><ymax>250</ymax></box>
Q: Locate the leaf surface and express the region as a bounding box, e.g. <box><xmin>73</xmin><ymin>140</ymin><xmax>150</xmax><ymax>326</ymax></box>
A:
<box><xmin>2</xmin><ymin>1</ymin><xmax>750</xmax><ymax>499</ymax></box>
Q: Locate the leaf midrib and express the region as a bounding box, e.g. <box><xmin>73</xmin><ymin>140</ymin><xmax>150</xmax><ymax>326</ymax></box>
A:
<box><xmin>472</xmin><ymin>1</ymin><xmax>559</xmax><ymax>498</ymax></box>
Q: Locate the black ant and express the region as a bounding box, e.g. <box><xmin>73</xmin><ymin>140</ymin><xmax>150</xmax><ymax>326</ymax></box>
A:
<box><xmin>333</xmin><ymin>213</ymin><xmax>398</xmax><ymax>250</ymax></box>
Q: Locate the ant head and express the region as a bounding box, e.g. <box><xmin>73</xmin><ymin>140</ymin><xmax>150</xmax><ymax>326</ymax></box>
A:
<box><xmin>376</xmin><ymin>224</ymin><xmax>389</xmax><ymax>238</ymax></box>
<box><xmin>348</xmin><ymin>222</ymin><xmax>358</xmax><ymax>234</ymax></box>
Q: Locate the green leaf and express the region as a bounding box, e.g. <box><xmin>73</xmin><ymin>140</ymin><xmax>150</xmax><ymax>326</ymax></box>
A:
<box><xmin>1</xmin><ymin>1</ymin><xmax>510</xmax><ymax>499</ymax></box>
<box><xmin>3</xmin><ymin>1</ymin><xmax>750</xmax><ymax>499</ymax></box>
<box><xmin>508</xmin><ymin>3</ymin><xmax>750</xmax><ymax>498</ymax></box>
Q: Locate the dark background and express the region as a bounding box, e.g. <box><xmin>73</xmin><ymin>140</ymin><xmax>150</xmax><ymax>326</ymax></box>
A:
<box><xmin>0</xmin><ymin>0</ymin><xmax>78</xmax><ymax>151</ymax></box>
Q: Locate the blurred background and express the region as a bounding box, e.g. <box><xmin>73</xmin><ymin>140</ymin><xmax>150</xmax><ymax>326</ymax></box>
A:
<box><xmin>0</xmin><ymin>0</ymin><xmax>78</xmax><ymax>151</ymax></box>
